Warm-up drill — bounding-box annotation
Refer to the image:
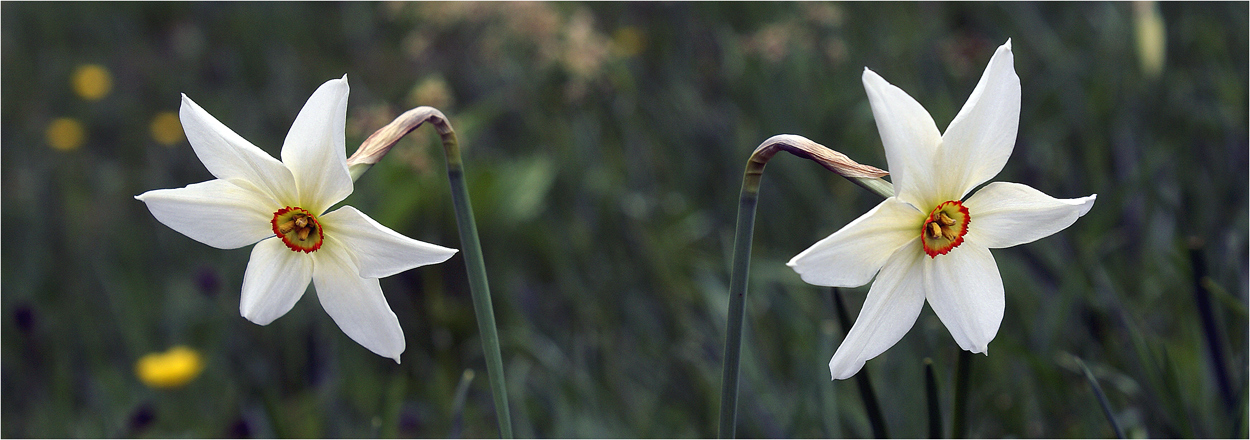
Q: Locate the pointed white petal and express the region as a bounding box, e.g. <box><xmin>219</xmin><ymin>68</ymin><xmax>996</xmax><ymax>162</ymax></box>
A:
<box><xmin>923</xmin><ymin>243</ymin><xmax>1004</xmax><ymax>353</ymax></box>
<box><xmin>281</xmin><ymin>76</ymin><xmax>353</xmax><ymax>214</ymax></box>
<box><xmin>179</xmin><ymin>94</ymin><xmax>298</xmax><ymax>205</ymax></box>
<box><xmin>239</xmin><ymin>237</ymin><xmax>313</xmax><ymax>325</ymax></box>
<box><xmin>320</xmin><ymin>206</ymin><xmax>457</xmax><ymax>279</ymax></box>
<box><xmin>788</xmin><ymin>198</ymin><xmax>923</xmax><ymax>287</ymax></box>
<box><xmin>940</xmin><ymin>40</ymin><xmax>1021</xmax><ymax>198</ymax></box>
<box><xmin>963</xmin><ymin>182</ymin><xmax>1096</xmax><ymax>249</ymax></box>
<box><xmin>312</xmin><ymin>236</ymin><xmax>405</xmax><ymax>362</ymax></box>
<box><xmin>828</xmin><ymin>239</ymin><xmax>927</xmax><ymax>380</ymax></box>
<box><xmin>135</xmin><ymin>179</ymin><xmax>276</xmax><ymax>249</ymax></box>
<box><xmin>862</xmin><ymin>68</ymin><xmax>944</xmax><ymax>209</ymax></box>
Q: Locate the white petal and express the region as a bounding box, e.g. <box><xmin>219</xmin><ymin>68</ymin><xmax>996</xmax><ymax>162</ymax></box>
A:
<box><xmin>829</xmin><ymin>239</ymin><xmax>927</xmax><ymax>380</ymax></box>
<box><xmin>788</xmin><ymin>197</ymin><xmax>923</xmax><ymax>287</ymax></box>
<box><xmin>240</xmin><ymin>237</ymin><xmax>313</xmax><ymax>325</ymax></box>
<box><xmin>312</xmin><ymin>236</ymin><xmax>405</xmax><ymax>362</ymax></box>
<box><xmin>862</xmin><ymin>67</ymin><xmax>944</xmax><ymax>209</ymax></box>
<box><xmin>923</xmin><ymin>243</ymin><xmax>1004</xmax><ymax>353</ymax></box>
<box><xmin>320</xmin><ymin>206</ymin><xmax>458</xmax><ymax>279</ymax></box>
<box><xmin>281</xmin><ymin>76</ymin><xmax>353</xmax><ymax>214</ymax></box>
<box><xmin>135</xmin><ymin>179</ymin><xmax>276</xmax><ymax>249</ymax></box>
<box><xmin>179</xmin><ymin>94</ymin><xmax>298</xmax><ymax>205</ymax></box>
<box><xmin>940</xmin><ymin>40</ymin><xmax>1021</xmax><ymax>199</ymax></box>
<box><xmin>963</xmin><ymin>182</ymin><xmax>1096</xmax><ymax>249</ymax></box>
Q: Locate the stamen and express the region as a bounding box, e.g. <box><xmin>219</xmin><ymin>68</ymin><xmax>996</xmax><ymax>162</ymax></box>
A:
<box><xmin>270</xmin><ymin>206</ymin><xmax>324</xmax><ymax>253</ymax></box>
<box><xmin>920</xmin><ymin>200</ymin><xmax>971</xmax><ymax>258</ymax></box>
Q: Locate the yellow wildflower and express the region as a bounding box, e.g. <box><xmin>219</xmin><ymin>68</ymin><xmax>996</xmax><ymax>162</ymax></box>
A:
<box><xmin>45</xmin><ymin>118</ymin><xmax>85</xmax><ymax>151</ymax></box>
<box><xmin>135</xmin><ymin>346</ymin><xmax>204</xmax><ymax>389</ymax></box>
<box><xmin>149</xmin><ymin>111</ymin><xmax>184</xmax><ymax>146</ymax></box>
<box><xmin>72</xmin><ymin>64</ymin><xmax>113</xmax><ymax>101</ymax></box>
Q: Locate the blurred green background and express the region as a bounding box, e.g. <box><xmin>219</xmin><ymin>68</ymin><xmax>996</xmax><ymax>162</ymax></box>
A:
<box><xmin>3</xmin><ymin>2</ymin><xmax>1247</xmax><ymax>438</ymax></box>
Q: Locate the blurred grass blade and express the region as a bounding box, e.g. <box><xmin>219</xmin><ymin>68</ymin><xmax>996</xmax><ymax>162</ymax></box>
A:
<box><xmin>450</xmin><ymin>369</ymin><xmax>476</xmax><ymax>438</ymax></box>
<box><xmin>1075</xmin><ymin>357</ymin><xmax>1125</xmax><ymax>439</ymax></box>
<box><xmin>924</xmin><ymin>358</ymin><xmax>942</xmax><ymax>438</ymax></box>
<box><xmin>1188</xmin><ymin>238</ymin><xmax>1237</xmax><ymax>411</ymax></box>
<box><xmin>381</xmin><ymin>373</ymin><xmax>408</xmax><ymax>438</ymax></box>
<box><xmin>1232</xmin><ymin>391</ymin><xmax>1247</xmax><ymax>438</ymax></box>
<box><xmin>833</xmin><ymin>288</ymin><xmax>888</xmax><ymax>439</ymax></box>
<box><xmin>951</xmin><ymin>349</ymin><xmax>971</xmax><ymax>439</ymax></box>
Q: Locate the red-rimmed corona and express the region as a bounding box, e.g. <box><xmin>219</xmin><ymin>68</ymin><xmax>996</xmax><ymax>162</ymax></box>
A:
<box><xmin>271</xmin><ymin>206</ymin><xmax>324</xmax><ymax>253</ymax></box>
<box><xmin>920</xmin><ymin>200</ymin><xmax>970</xmax><ymax>257</ymax></box>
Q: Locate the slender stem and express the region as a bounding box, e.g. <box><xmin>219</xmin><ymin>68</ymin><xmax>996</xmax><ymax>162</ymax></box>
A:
<box><xmin>951</xmin><ymin>349</ymin><xmax>971</xmax><ymax>438</ymax></box>
<box><xmin>717</xmin><ymin>135</ymin><xmax>892</xmax><ymax>439</ymax></box>
<box><xmin>833</xmin><ymin>288</ymin><xmax>889</xmax><ymax>439</ymax></box>
<box><xmin>347</xmin><ymin>108</ymin><xmax>512</xmax><ymax>438</ymax></box>
<box><xmin>1075</xmin><ymin>357</ymin><xmax>1125</xmax><ymax>439</ymax></box>
<box><xmin>718</xmin><ymin>181</ymin><xmax>758</xmax><ymax>439</ymax></box>
<box><xmin>442</xmin><ymin>130</ymin><xmax>514</xmax><ymax>439</ymax></box>
<box><xmin>924</xmin><ymin>358</ymin><xmax>942</xmax><ymax>439</ymax></box>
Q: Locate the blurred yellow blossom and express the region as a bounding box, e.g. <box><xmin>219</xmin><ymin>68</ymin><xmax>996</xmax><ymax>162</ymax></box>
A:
<box><xmin>71</xmin><ymin>64</ymin><xmax>112</xmax><ymax>101</ymax></box>
<box><xmin>135</xmin><ymin>346</ymin><xmax>204</xmax><ymax>389</ymax></box>
<box><xmin>45</xmin><ymin>117</ymin><xmax>85</xmax><ymax>151</ymax></box>
<box><xmin>149</xmin><ymin>111</ymin><xmax>184</xmax><ymax>146</ymax></box>
<box><xmin>1134</xmin><ymin>1</ymin><xmax>1166</xmax><ymax>79</ymax></box>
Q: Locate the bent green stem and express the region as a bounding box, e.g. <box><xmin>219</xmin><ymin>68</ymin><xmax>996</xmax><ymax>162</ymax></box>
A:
<box><xmin>348</xmin><ymin>107</ymin><xmax>513</xmax><ymax>439</ymax></box>
<box><xmin>717</xmin><ymin>135</ymin><xmax>892</xmax><ymax>438</ymax></box>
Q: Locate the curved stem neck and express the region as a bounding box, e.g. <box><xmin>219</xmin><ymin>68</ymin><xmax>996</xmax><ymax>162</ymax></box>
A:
<box><xmin>347</xmin><ymin>108</ymin><xmax>513</xmax><ymax>438</ymax></box>
<box><xmin>744</xmin><ymin>134</ymin><xmax>894</xmax><ymax>198</ymax></box>
<box><xmin>719</xmin><ymin>135</ymin><xmax>893</xmax><ymax>438</ymax></box>
<box><xmin>347</xmin><ymin>106</ymin><xmax>460</xmax><ymax>180</ymax></box>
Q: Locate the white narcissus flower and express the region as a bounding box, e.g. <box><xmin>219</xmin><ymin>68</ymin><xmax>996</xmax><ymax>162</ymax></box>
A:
<box><xmin>787</xmin><ymin>40</ymin><xmax>1096</xmax><ymax>380</ymax></box>
<box><xmin>136</xmin><ymin>76</ymin><xmax>457</xmax><ymax>363</ymax></box>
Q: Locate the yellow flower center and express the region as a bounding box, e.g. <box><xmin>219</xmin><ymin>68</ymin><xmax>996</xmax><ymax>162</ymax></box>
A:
<box><xmin>271</xmin><ymin>206</ymin><xmax>323</xmax><ymax>253</ymax></box>
<box><xmin>921</xmin><ymin>200</ymin><xmax>970</xmax><ymax>258</ymax></box>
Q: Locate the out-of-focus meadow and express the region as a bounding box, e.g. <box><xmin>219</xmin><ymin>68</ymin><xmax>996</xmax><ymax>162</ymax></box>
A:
<box><xmin>2</xmin><ymin>2</ymin><xmax>1246</xmax><ymax>438</ymax></box>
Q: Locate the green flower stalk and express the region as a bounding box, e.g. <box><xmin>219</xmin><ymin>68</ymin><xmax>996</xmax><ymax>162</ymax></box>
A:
<box><xmin>348</xmin><ymin>106</ymin><xmax>512</xmax><ymax>439</ymax></box>
<box><xmin>718</xmin><ymin>134</ymin><xmax>891</xmax><ymax>438</ymax></box>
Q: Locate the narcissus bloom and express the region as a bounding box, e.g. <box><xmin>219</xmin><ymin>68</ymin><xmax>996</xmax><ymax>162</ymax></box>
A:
<box><xmin>137</xmin><ymin>76</ymin><xmax>457</xmax><ymax>362</ymax></box>
<box><xmin>788</xmin><ymin>40</ymin><xmax>1096</xmax><ymax>380</ymax></box>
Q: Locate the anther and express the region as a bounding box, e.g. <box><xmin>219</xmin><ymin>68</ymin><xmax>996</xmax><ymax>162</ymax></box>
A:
<box><xmin>928</xmin><ymin>222</ymin><xmax>943</xmax><ymax>239</ymax></box>
<box><xmin>938</xmin><ymin>212</ymin><xmax>957</xmax><ymax>226</ymax></box>
<box><xmin>271</xmin><ymin>206</ymin><xmax>323</xmax><ymax>252</ymax></box>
